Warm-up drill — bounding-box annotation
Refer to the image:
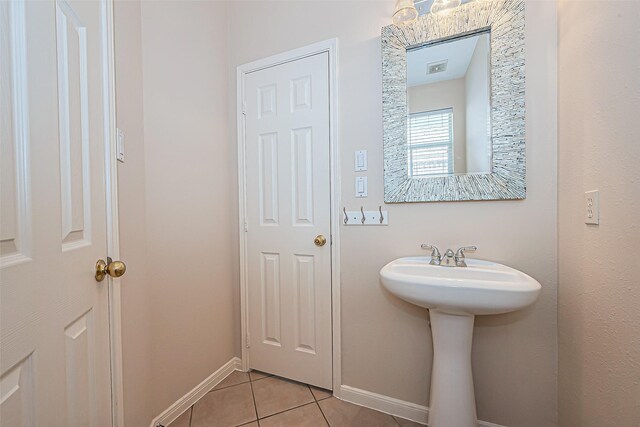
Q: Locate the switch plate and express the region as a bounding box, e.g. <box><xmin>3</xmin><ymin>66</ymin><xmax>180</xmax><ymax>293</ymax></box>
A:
<box><xmin>584</xmin><ymin>190</ymin><xmax>599</xmax><ymax>225</ymax></box>
<box><xmin>116</xmin><ymin>128</ymin><xmax>125</xmax><ymax>163</ymax></box>
<box><xmin>355</xmin><ymin>176</ymin><xmax>368</xmax><ymax>198</ymax></box>
<box><xmin>354</xmin><ymin>150</ymin><xmax>367</xmax><ymax>171</ymax></box>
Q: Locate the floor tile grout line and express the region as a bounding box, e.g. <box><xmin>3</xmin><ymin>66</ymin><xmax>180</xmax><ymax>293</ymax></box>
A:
<box><xmin>316</xmin><ymin>400</ymin><xmax>331</xmax><ymax>426</ymax></box>
<box><xmin>249</xmin><ymin>373</ymin><xmax>273</xmax><ymax>383</ymax></box>
<box><xmin>188</xmin><ymin>405</ymin><xmax>193</xmax><ymax>427</ymax></box>
<box><xmin>248</xmin><ymin>376</ymin><xmax>260</xmax><ymax>425</ymax></box>
<box><xmin>308</xmin><ymin>384</ymin><xmax>317</xmax><ymax>402</ymax></box>
<box><xmin>257</xmin><ymin>400</ymin><xmax>318</xmax><ymax>421</ymax></box>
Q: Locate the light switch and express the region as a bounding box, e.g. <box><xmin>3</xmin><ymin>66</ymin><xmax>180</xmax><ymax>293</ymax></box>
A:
<box><xmin>116</xmin><ymin>128</ymin><xmax>125</xmax><ymax>163</ymax></box>
<box><xmin>355</xmin><ymin>150</ymin><xmax>367</xmax><ymax>171</ymax></box>
<box><xmin>355</xmin><ymin>176</ymin><xmax>368</xmax><ymax>198</ymax></box>
<box><xmin>584</xmin><ymin>190</ymin><xmax>599</xmax><ymax>225</ymax></box>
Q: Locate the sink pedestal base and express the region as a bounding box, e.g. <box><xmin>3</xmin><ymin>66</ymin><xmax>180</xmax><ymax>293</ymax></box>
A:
<box><xmin>428</xmin><ymin>310</ymin><xmax>477</xmax><ymax>427</ymax></box>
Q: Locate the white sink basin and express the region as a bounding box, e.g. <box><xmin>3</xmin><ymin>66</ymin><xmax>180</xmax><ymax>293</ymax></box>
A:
<box><xmin>379</xmin><ymin>257</ymin><xmax>541</xmax><ymax>315</ymax></box>
<box><xmin>379</xmin><ymin>256</ymin><xmax>541</xmax><ymax>427</ymax></box>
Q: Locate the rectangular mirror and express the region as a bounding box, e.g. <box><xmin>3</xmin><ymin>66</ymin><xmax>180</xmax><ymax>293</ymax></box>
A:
<box><xmin>407</xmin><ymin>31</ymin><xmax>491</xmax><ymax>177</ymax></box>
<box><xmin>382</xmin><ymin>0</ymin><xmax>525</xmax><ymax>203</ymax></box>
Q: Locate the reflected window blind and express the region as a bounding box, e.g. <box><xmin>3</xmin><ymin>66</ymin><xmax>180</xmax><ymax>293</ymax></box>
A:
<box><xmin>408</xmin><ymin>108</ymin><xmax>454</xmax><ymax>176</ymax></box>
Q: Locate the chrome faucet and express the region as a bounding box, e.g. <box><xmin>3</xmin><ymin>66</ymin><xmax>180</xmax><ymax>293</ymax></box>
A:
<box><xmin>421</xmin><ymin>244</ymin><xmax>477</xmax><ymax>267</ymax></box>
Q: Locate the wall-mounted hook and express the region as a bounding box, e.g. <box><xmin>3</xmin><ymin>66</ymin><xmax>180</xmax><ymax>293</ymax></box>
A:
<box><xmin>341</xmin><ymin>207</ymin><xmax>388</xmax><ymax>226</ymax></box>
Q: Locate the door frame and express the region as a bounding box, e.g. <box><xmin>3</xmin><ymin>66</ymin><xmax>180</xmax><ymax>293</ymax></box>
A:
<box><xmin>101</xmin><ymin>0</ymin><xmax>125</xmax><ymax>425</ymax></box>
<box><xmin>236</xmin><ymin>38</ymin><xmax>342</xmax><ymax>395</ymax></box>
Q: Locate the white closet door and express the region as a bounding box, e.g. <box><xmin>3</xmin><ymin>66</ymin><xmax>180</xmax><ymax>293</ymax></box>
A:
<box><xmin>244</xmin><ymin>52</ymin><xmax>332</xmax><ymax>389</ymax></box>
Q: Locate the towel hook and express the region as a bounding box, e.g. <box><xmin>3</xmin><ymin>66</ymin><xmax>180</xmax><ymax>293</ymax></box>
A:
<box><xmin>343</xmin><ymin>207</ymin><xmax>348</xmax><ymax>225</ymax></box>
<box><xmin>379</xmin><ymin>206</ymin><xmax>384</xmax><ymax>224</ymax></box>
<box><xmin>360</xmin><ymin>206</ymin><xmax>366</xmax><ymax>224</ymax></box>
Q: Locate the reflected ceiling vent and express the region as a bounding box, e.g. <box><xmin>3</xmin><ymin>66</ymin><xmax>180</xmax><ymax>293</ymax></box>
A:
<box><xmin>427</xmin><ymin>60</ymin><xmax>448</xmax><ymax>75</ymax></box>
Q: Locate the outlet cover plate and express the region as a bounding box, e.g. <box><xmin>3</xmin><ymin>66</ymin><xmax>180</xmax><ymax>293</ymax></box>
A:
<box><xmin>584</xmin><ymin>190</ymin><xmax>599</xmax><ymax>225</ymax></box>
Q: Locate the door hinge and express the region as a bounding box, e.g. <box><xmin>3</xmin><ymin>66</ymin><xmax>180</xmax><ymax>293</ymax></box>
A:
<box><xmin>242</xmin><ymin>101</ymin><xmax>247</xmax><ymax>116</ymax></box>
<box><xmin>244</xmin><ymin>220</ymin><xmax>248</xmax><ymax>232</ymax></box>
<box><xmin>246</xmin><ymin>333</ymin><xmax>250</xmax><ymax>348</ymax></box>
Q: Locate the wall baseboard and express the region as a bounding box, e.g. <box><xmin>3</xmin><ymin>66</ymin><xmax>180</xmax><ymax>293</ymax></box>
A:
<box><xmin>338</xmin><ymin>385</ymin><xmax>506</xmax><ymax>427</ymax></box>
<box><xmin>149</xmin><ymin>357</ymin><xmax>242</xmax><ymax>427</ymax></box>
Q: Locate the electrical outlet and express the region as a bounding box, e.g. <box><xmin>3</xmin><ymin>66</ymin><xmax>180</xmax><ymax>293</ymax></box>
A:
<box><xmin>584</xmin><ymin>190</ymin><xmax>599</xmax><ymax>225</ymax></box>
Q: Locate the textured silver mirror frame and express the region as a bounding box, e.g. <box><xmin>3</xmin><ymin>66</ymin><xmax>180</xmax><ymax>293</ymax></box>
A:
<box><xmin>382</xmin><ymin>0</ymin><xmax>525</xmax><ymax>203</ymax></box>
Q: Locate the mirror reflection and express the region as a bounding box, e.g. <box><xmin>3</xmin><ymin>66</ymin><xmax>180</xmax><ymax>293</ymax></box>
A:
<box><xmin>406</xmin><ymin>31</ymin><xmax>491</xmax><ymax>177</ymax></box>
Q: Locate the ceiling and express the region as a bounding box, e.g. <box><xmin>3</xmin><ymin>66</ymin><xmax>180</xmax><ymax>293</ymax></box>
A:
<box><xmin>407</xmin><ymin>34</ymin><xmax>483</xmax><ymax>87</ymax></box>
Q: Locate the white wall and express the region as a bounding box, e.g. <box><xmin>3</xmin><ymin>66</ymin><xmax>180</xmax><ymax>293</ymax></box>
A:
<box><xmin>228</xmin><ymin>1</ymin><xmax>558</xmax><ymax>425</ymax></box>
<box><xmin>558</xmin><ymin>0</ymin><xmax>640</xmax><ymax>425</ymax></box>
<box><xmin>465</xmin><ymin>34</ymin><xmax>490</xmax><ymax>173</ymax></box>
<box><xmin>139</xmin><ymin>0</ymin><xmax>238</xmax><ymax>418</ymax></box>
<box><xmin>409</xmin><ymin>79</ymin><xmax>467</xmax><ymax>173</ymax></box>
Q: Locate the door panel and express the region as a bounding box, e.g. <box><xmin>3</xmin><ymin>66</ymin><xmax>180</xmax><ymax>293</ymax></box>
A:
<box><xmin>56</xmin><ymin>0</ymin><xmax>93</xmax><ymax>250</ymax></box>
<box><xmin>1</xmin><ymin>0</ymin><xmax>113</xmax><ymax>425</ymax></box>
<box><xmin>244</xmin><ymin>52</ymin><xmax>332</xmax><ymax>389</ymax></box>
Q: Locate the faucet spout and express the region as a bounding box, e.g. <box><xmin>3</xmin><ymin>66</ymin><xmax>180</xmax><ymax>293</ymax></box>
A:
<box><xmin>440</xmin><ymin>249</ymin><xmax>456</xmax><ymax>267</ymax></box>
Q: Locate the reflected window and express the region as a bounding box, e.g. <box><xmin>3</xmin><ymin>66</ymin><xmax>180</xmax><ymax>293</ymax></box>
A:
<box><xmin>408</xmin><ymin>108</ymin><xmax>454</xmax><ymax>177</ymax></box>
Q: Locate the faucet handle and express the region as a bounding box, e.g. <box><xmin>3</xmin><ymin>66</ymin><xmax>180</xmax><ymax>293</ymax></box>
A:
<box><xmin>421</xmin><ymin>244</ymin><xmax>441</xmax><ymax>265</ymax></box>
<box><xmin>454</xmin><ymin>246</ymin><xmax>477</xmax><ymax>267</ymax></box>
<box><xmin>421</xmin><ymin>244</ymin><xmax>441</xmax><ymax>255</ymax></box>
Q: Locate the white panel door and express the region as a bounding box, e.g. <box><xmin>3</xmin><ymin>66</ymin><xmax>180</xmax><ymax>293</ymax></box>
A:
<box><xmin>244</xmin><ymin>52</ymin><xmax>332</xmax><ymax>389</ymax></box>
<box><xmin>1</xmin><ymin>0</ymin><xmax>113</xmax><ymax>425</ymax></box>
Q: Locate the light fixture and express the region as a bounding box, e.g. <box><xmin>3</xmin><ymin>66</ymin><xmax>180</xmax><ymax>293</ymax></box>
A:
<box><xmin>430</xmin><ymin>0</ymin><xmax>462</xmax><ymax>14</ymax></box>
<box><xmin>392</xmin><ymin>0</ymin><xmax>418</xmax><ymax>26</ymax></box>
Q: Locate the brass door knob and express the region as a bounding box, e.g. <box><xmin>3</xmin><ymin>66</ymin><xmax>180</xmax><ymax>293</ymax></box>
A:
<box><xmin>314</xmin><ymin>235</ymin><xmax>327</xmax><ymax>247</ymax></box>
<box><xmin>95</xmin><ymin>258</ymin><xmax>127</xmax><ymax>282</ymax></box>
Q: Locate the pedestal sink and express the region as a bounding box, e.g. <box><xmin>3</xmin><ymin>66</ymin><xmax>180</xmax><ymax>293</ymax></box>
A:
<box><xmin>379</xmin><ymin>257</ymin><xmax>541</xmax><ymax>427</ymax></box>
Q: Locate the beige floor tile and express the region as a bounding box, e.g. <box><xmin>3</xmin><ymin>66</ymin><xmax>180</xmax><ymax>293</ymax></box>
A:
<box><xmin>318</xmin><ymin>397</ymin><xmax>398</xmax><ymax>427</ymax></box>
<box><xmin>259</xmin><ymin>402</ymin><xmax>328</xmax><ymax>427</ymax></box>
<box><xmin>191</xmin><ymin>382</ymin><xmax>256</xmax><ymax>427</ymax></box>
<box><xmin>238</xmin><ymin>423</ymin><xmax>258</xmax><ymax>427</ymax></box>
<box><xmin>252</xmin><ymin>376</ymin><xmax>315</xmax><ymax>418</ymax></box>
<box><xmin>309</xmin><ymin>385</ymin><xmax>332</xmax><ymax>401</ymax></box>
<box><xmin>213</xmin><ymin>370</ymin><xmax>250</xmax><ymax>390</ymax></box>
<box><xmin>167</xmin><ymin>407</ymin><xmax>191</xmax><ymax>427</ymax></box>
<box><xmin>393</xmin><ymin>415</ymin><xmax>426</xmax><ymax>426</ymax></box>
<box><xmin>249</xmin><ymin>370</ymin><xmax>272</xmax><ymax>381</ymax></box>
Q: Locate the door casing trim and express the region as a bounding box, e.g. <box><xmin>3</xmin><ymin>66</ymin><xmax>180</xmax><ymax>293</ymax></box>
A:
<box><xmin>101</xmin><ymin>0</ymin><xmax>125</xmax><ymax>425</ymax></box>
<box><xmin>236</xmin><ymin>38</ymin><xmax>341</xmax><ymax>396</ymax></box>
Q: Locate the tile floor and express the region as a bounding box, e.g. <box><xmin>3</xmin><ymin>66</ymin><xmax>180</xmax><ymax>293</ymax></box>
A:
<box><xmin>167</xmin><ymin>370</ymin><xmax>425</xmax><ymax>427</ymax></box>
